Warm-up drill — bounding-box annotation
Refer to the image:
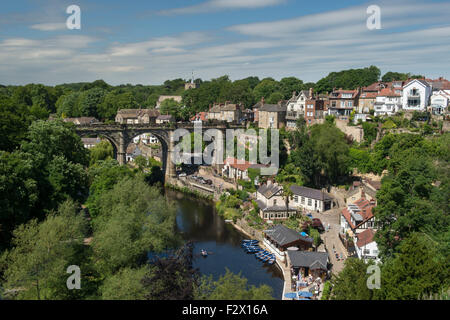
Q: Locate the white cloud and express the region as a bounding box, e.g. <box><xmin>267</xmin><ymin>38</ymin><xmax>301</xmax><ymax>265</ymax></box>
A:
<box><xmin>30</xmin><ymin>23</ymin><xmax>67</xmax><ymax>31</ymax></box>
<box><xmin>158</xmin><ymin>0</ymin><xmax>285</xmax><ymax>15</ymax></box>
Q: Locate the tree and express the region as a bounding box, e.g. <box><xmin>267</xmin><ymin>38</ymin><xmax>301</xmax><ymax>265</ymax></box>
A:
<box><xmin>279</xmin><ymin>77</ymin><xmax>304</xmax><ymax>99</ymax></box>
<box><xmin>143</xmin><ymin>242</ymin><xmax>198</xmax><ymax>300</ymax></box>
<box><xmin>0</xmin><ymin>200</ymin><xmax>88</xmax><ymax>300</ymax></box>
<box><xmin>253</xmin><ymin>79</ymin><xmax>280</xmax><ymax>101</ymax></box>
<box><xmin>99</xmin><ymin>267</ymin><xmax>149</xmax><ymax>300</ymax></box>
<box><xmin>195</xmin><ymin>269</ymin><xmax>274</xmax><ymax>300</ymax></box>
<box><xmin>315</xmin><ymin>66</ymin><xmax>380</xmax><ymax>93</ymax></box>
<box><xmin>91</xmin><ymin>176</ymin><xmax>179</xmax><ymax>276</ymax></box>
<box><xmin>89</xmin><ymin>140</ymin><xmax>114</xmax><ymax>166</ymax></box>
<box><xmin>331</xmin><ymin>258</ymin><xmax>376</xmax><ymax>300</ymax></box>
<box><xmin>376</xmin><ymin>233</ymin><xmax>449</xmax><ymax>300</ymax></box>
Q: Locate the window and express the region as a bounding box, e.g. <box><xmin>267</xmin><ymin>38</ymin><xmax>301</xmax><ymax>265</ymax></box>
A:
<box><xmin>348</xmin><ymin>101</ymin><xmax>353</xmax><ymax>107</ymax></box>
<box><xmin>274</xmin><ymin>199</ymin><xmax>277</xmax><ymax>205</ymax></box>
<box><xmin>301</xmin><ymin>197</ymin><xmax>305</xmax><ymax>204</ymax></box>
<box><xmin>363</xmin><ymin>249</ymin><xmax>370</xmax><ymax>255</ymax></box>
<box><xmin>294</xmin><ymin>195</ymin><xmax>299</xmax><ymax>203</ymax></box>
<box><xmin>308</xmin><ymin>198</ymin><xmax>312</xmax><ymax>206</ymax></box>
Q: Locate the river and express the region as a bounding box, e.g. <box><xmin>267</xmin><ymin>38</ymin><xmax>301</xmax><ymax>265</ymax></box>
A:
<box><xmin>166</xmin><ymin>189</ymin><xmax>284</xmax><ymax>299</ymax></box>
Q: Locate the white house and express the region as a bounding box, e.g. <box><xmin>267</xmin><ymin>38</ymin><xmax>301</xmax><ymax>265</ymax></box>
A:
<box><xmin>402</xmin><ymin>79</ymin><xmax>432</xmax><ymax>111</ymax></box>
<box><xmin>430</xmin><ymin>90</ymin><xmax>450</xmax><ymax>115</ymax></box>
<box><xmin>286</xmin><ymin>90</ymin><xmax>313</xmax><ymax>129</ymax></box>
<box><xmin>340</xmin><ymin>198</ymin><xmax>376</xmax><ymax>236</ymax></box>
<box><xmin>289</xmin><ymin>185</ymin><xmax>333</xmax><ymax>213</ymax></box>
<box><xmin>354</xmin><ymin>228</ymin><xmax>380</xmax><ymax>263</ymax></box>
<box><xmin>133</xmin><ymin>133</ymin><xmax>159</xmax><ymax>145</ymax></box>
<box><xmin>374</xmin><ymin>88</ymin><xmax>402</xmax><ymax>116</ymax></box>
<box><xmin>256</xmin><ymin>181</ymin><xmax>297</xmax><ymax>220</ymax></box>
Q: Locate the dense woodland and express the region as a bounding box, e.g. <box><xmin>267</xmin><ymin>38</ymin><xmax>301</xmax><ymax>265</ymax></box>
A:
<box><xmin>0</xmin><ymin>66</ymin><xmax>448</xmax><ymax>300</ymax></box>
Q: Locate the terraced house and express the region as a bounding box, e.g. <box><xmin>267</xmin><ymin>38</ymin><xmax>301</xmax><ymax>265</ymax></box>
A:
<box><xmin>328</xmin><ymin>89</ymin><xmax>360</xmax><ymax>116</ymax></box>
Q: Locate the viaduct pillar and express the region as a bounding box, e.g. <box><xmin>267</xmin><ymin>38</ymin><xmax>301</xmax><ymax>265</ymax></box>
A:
<box><xmin>117</xmin><ymin>131</ymin><xmax>126</xmax><ymax>165</ymax></box>
<box><xmin>165</xmin><ymin>130</ymin><xmax>177</xmax><ymax>182</ymax></box>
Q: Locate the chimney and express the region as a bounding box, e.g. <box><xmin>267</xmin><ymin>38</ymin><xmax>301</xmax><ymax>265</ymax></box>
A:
<box><xmin>292</xmin><ymin>91</ymin><xmax>296</xmax><ymax>98</ymax></box>
<box><xmin>361</xmin><ymin>188</ymin><xmax>366</xmax><ymax>199</ymax></box>
<box><xmin>309</xmin><ymin>88</ymin><xmax>313</xmax><ymax>98</ymax></box>
<box><xmin>261</xmin><ymin>97</ymin><xmax>265</xmax><ymax>105</ymax></box>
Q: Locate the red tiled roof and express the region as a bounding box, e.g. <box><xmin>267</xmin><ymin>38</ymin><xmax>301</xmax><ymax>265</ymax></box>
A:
<box><xmin>356</xmin><ymin>228</ymin><xmax>376</xmax><ymax>247</ymax></box>
<box><xmin>378</xmin><ymin>88</ymin><xmax>400</xmax><ymax>97</ymax></box>
<box><xmin>342</xmin><ymin>198</ymin><xmax>375</xmax><ymax>229</ymax></box>
<box><xmin>360</xmin><ymin>92</ymin><xmax>378</xmax><ymax>99</ymax></box>
<box><xmin>224</xmin><ymin>157</ymin><xmax>253</xmax><ymax>171</ymax></box>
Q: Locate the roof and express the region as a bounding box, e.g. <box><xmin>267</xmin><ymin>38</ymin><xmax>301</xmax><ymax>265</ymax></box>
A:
<box><xmin>404</xmin><ymin>79</ymin><xmax>431</xmax><ymax>88</ymax></box>
<box><xmin>290</xmin><ymin>185</ymin><xmax>333</xmax><ymax>202</ymax></box>
<box><xmin>264</xmin><ymin>225</ymin><xmax>313</xmax><ymax>247</ymax></box>
<box><xmin>210</xmin><ymin>103</ymin><xmax>242</xmax><ymax>112</ymax></box>
<box><xmin>64</xmin><ymin>117</ymin><xmax>99</xmax><ymax>125</ymax></box>
<box><xmin>356</xmin><ymin>228</ymin><xmax>376</xmax><ymax>247</ymax></box>
<box><xmin>157</xmin><ymin>115</ymin><xmax>174</xmax><ymax>121</ymax></box>
<box><xmin>224</xmin><ymin>157</ymin><xmax>253</xmax><ymax>171</ymax></box>
<box><xmin>330</xmin><ymin>89</ymin><xmax>358</xmax><ymax>99</ymax></box>
<box><xmin>81</xmin><ymin>137</ymin><xmax>101</xmax><ymax>145</ymax></box>
<box><xmin>257</xmin><ymin>182</ymin><xmax>282</xmax><ymax>199</ymax></box>
<box><xmin>359</xmin><ymin>92</ymin><xmax>378</xmax><ymax>99</ymax></box>
<box><xmin>190</xmin><ymin>112</ymin><xmax>208</xmax><ymax>121</ymax></box>
<box><xmin>341</xmin><ymin>198</ymin><xmax>375</xmax><ymax>229</ymax></box>
<box><xmin>259</xmin><ymin>103</ymin><xmax>287</xmax><ymax>112</ymax></box>
<box><xmin>287</xmin><ymin>251</ymin><xmax>328</xmax><ymax>270</ymax></box>
<box><xmin>117</xmin><ymin>109</ymin><xmax>160</xmax><ymax>118</ymax></box>
<box><xmin>378</xmin><ymin>88</ymin><xmax>400</xmax><ymax>97</ymax></box>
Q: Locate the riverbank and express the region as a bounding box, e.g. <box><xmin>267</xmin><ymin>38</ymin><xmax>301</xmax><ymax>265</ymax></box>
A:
<box><xmin>165</xmin><ymin>182</ymin><xmax>214</xmax><ymax>201</ymax></box>
<box><xmin>231</xmin><ymin>219</ymin><xmax>288</xmax><ymax>300</ymax></box>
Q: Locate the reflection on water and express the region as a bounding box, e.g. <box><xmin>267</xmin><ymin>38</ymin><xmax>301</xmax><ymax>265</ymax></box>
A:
<box><xmin>166</xmin><ymin>189</ymin><xmax>284</xmax><ymax>299</ymax></box>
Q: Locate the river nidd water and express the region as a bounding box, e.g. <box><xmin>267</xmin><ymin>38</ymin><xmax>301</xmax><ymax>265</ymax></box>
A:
<box><xmin>166</xmin><ymin>189</ymin><xmax>284</xmax><ymax>299</ymax></box>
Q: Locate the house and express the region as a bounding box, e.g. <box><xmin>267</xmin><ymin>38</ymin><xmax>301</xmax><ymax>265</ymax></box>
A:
<box><xmin>133</xmin><ymin>133</ymin><xmax>159</xmax><ymax>145</ymax></box>
<box><xmin>328</xmin><ymin>89</ymin><xmax>359</xmax><ymax>116</ymax></box>
<box><xmin>287</xmin><ymin>251</ymin><xmax>329</xmax><ymax>280</ymax></box>
<box><xmin>289</xmin><ymin>185</ymin><xmax>333</xmax><ymax>213</ymax></box>
<box><xmin>207</xmin><ymin>102</ymin><xmax>243</xmax><ymax>123</ymax></box>
<box><xmin>374</xmin><ymin>88</ymin><xmax>402</xmax><ymax>116</ymax></box>
<box><xmin>64</xmin><ymin>117</ymin><xmax>99</xmax><ymax>125</ymax></box>
<box><xmin>115</xmin><ymin>109</ymin><xmax>160</xmax><ymax>124</ymax></box>
<box><xmin>345</xmin><ymin>179</ymin><xmax>380</xmax><ymax>205</ymax></box>
<box><xmin>222</xmin><ymin>157</ymin><xmax>267</xmax><ymax>181</ymax></box>
<box><xmin>156</xmin><ymin>114</ymin><xmax>175</xmax><ymax>124</ymax></box>
<box><xmin>430</xmin><ymin>90</ymin><xmax>450</xmax><ymax>115</ymax></box>
<box><xmin>81</xmin><ymin>137</ymin><xmax>101</xmax><ymax>149</ymax></box>
<box><xmin>286</xmin><ymin>89</ymin><xmax>313</xmax><ymax>129</ymax></box>
<box><xmin>256</xmin><ymin>181</ymin><xmax>297</xmax><ymax>220</ymax></box>
<box><xmin>358</xmin><ymin>92</ymin><xmax>378</xmax><ymax>113</ymax></box>
<box><xmin>126</xmin><ymin>144</ymin><xmax>142</xmax><ymax>162</ymax></box>
<box><xmin>340</xmin><ymin>198</ymin><xmax>376</xmax><ymax>237</ymax></box>
<box><xmin>354</xmin><ymin>228</ymin><xmax>380</xmax><ymax>263</ymax></box>
<box><xmin>155</xmin><ymin>95</ymin><xmax>182</xmax><ymax>109</ymax></box>
<box><xmin>222</xmin><ymin>157</ymin><xmax>252</xmax><ymax>181</ymax></box>
<box><xmin>242</xmin><ymin>108</ymin><xmax>255</xmax><ymax>123</ymax></box>
<box><xmin>190</xmin><ymin>112</ymin><xmax>208</xmax><ymax>124</ymax></box>
<box><xmin>402</xmin><ymin>79</ymin><xmax>432</xmax><ymax>111</ymax></box>
<box><xmin>263</xmin><ymin>224</ymin><xmax>314</xmax><ymax>262</ymax></box>
<box><xmin>258</xmin><ymin>101</ymin><xmax>287</xmax><ymax>129</ymax></box>
<box><xmin>304</xmin><ymin>98</ymin><xmax>325</xmax><ymax>124</ymax></box>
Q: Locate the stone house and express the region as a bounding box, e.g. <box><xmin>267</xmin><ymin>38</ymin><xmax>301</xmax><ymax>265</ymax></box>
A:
<box><xmin>258</xmin><ymin>102</ymin><xmax>287</xmax><ymax>129</ymax></box>
<box><xmin>115</xmin><ymin>109</ymin><xmax>160</xmax><ymax>124</ymax></box>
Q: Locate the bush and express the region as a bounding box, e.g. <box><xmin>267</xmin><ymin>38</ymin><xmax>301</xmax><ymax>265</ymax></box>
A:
<box><xmin>321</xmin><ymin>282</ymin><xmax>331</xmax><ymax>300</ymax></box>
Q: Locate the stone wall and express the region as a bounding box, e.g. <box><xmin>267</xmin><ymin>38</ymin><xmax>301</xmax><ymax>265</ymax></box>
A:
<box><xmin>335</xmin><ymin>119</ymin><xmax>364</xmax><ymax>143</ymax></box>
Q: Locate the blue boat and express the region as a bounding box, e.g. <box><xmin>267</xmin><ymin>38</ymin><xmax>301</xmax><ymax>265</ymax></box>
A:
<box><xmin>257</xmin><ymin>252</ymin><xmax>272</xmax><ymax>261</ymax></box>
<box><xmin>261</xmin><ymin>254</ymin><xmax>274</xmax><ymax>262</ymax></box>
<box><xmin>255</xmin><ymin>250</ymin><xmax>269</xmax><ymax>258</ymax></box>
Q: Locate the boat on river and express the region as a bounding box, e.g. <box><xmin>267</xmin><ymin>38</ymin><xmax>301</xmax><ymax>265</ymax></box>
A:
<box><xmin>201</xmin><ymin>249</ymin><xmax>208</xmax><ymax>257</ymax></box>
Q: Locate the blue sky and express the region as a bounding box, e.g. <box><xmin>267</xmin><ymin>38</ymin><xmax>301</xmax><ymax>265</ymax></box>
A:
<box><xmin>0</xmin><ymin>0</ymin><xmax>449</xmax><ymax>85</ymax></box>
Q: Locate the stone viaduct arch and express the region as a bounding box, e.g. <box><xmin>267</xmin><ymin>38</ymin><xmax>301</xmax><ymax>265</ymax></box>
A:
<box><xmin>75</xmin><ymin>123</ymin><xmax>243</xmax><ymax>183</ymax></box>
